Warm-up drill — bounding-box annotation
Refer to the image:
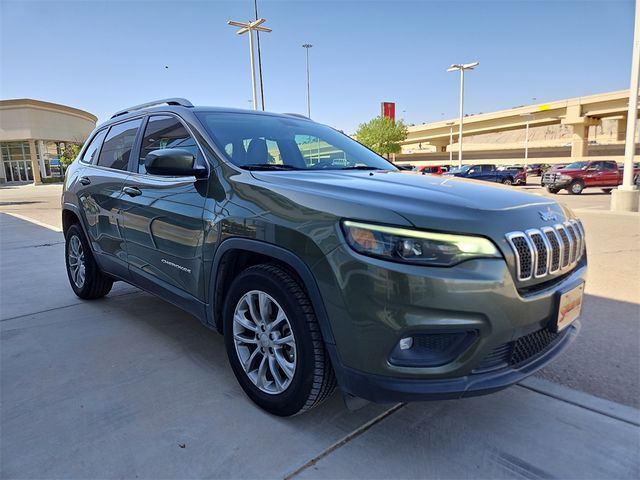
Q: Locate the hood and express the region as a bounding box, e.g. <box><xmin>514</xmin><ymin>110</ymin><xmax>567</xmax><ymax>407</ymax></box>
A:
<box><xmin>251</xmin><ymin>170</ymin><xmax>571</xmax><ymax>236</ymax></box>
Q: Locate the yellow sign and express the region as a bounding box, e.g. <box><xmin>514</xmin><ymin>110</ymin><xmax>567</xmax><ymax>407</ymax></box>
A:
<box><xmin>538</xmin><ymin>103</ymin><xmax>550</xmax><ymax>111</ymax></box>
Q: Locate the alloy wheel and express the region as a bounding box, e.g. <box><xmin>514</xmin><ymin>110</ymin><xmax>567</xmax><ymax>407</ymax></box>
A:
<box><xmin>68</xmin><ymin>235</ymin><xmax>86</xmax><ymax>288</ymax></box>
<box><xmin>232</xmin><ymin>290</ymin><xmax>297</xmax><ymax>395</ymax></box>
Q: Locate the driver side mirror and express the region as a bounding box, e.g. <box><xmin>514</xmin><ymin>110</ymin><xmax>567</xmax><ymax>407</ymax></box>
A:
<box><xmin>144</xmin><ymin>148</ymin><xmax>207</xmax><ymax>177</ymax></box>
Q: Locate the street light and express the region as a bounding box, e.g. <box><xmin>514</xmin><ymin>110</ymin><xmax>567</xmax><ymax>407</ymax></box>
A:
<box><xmin>520</xmin><ymin>113</ymin><xmax>535</xmax><ymax>169</ymax></box>
<box><xmin>228</xmin><ymin>18</ymin><xmax>272</xmax><ymax>111</ymax></box>
<box><xmin>447</xmin><ymin>61</ymin><xmax>479</xmax><ymax>167</ymax></box>
<box><xmin>302</xmin><ymin>44</ymin><xmax>313</xmax><ymax>117</ymax></box>
<box><xmin>446</xmin><ymin>121</ymin><xmax>455</xmax><ymax>164</ymax></box>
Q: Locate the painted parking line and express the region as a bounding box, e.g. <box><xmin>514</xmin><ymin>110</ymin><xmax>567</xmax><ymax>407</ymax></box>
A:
<box><xmin>1</xmin><ymin>212</ymin><xmax>62</xmax><ymax>232</ymax></box>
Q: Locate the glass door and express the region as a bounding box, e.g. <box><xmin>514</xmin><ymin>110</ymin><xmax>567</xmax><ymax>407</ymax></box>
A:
<box><xmin>25</xmin><ymin>162</ymin><xmax>33</xmax><ymax>181</ymax></box>
<box><xmin>4</xmin><ymin>161</ymin><xmax>33</xmax><ymax>182</ymax></box>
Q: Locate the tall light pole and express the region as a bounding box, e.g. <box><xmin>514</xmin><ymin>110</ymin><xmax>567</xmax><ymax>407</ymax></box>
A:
<box><xmin>253</xmin><ymin>0</ymin><xmax>265</xmax><ymax>110</ymax></box>
<box><xmin>446</xmin><ymin>121</ymin><xmax>454</xmax><ymax>164</ymax></box>
<box><xmin>612</xmin><ymin>0</ymin><xmax>640</xmax><ymax>211</ymax></box>
<box><xmin>447</xmin><ymin>62</ymin><xmax>479</xmax><ymax>167</ymax></box>
<box><xmin>228</xmin><ymin>18</ymin><xmax>272</xmax><ymax>111</ymax></box>
<box><xmin>302</xmin><ymin>44</ymin><xmax>312</xmax><ymax>117</ymax></box>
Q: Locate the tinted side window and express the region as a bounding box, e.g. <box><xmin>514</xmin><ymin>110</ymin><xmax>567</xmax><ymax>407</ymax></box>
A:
<box><xmin>481</xmin><ymin>165</ymin><xmax>495</xmax><ymax>173</ymax></box>
<box><xmin>97</xmin><ymin>119</ymin><xmax>142</xmax><ymax>170</ymax></box>
<box><xmin>603</xmin><ymin>162</ymin><xmax>617</xmax><ymax>171</ymax></box>
<box><xmin>80</xmin><ymin>129</ymin><xmax>107</xmax><ymax>164</ymax></box>
<box><xmin>139</xmin><ymin>115</ymin><xmax>199</xmax><ymax>173</ymax></box>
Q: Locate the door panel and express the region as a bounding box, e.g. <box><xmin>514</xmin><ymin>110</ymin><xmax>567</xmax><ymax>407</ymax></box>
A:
<box><xmin>78</xmin><ymin>119</ymin><xmax>142</xmax><ymax>276</ymax></box>
<box><xmin>119</xmin><ymin>114</ymin><xmax>208</xmax><ymax>300</ymax></box>
<box><xmin>78</xmin><ymin>167</ymin><xmax>130</xmax><ymax>274</ymax></box>
<box><xmin>601</xmin><ymin>163</ymin><xmax>620</xmax><ymax>186</ymax></box>
<box><xmin>119</xmin><ymin>175</ymin><xmax>207</xmax><ymax>299</ymax></box>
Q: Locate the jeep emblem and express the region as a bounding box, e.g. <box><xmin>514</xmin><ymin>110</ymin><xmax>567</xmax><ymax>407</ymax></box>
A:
<box><xmin>539</xmin><ymin>208</ymin><xmax>559</xmax><ymax>222</ymax></box>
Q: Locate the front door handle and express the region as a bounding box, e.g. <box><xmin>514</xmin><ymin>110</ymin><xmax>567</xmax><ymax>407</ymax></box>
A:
<box><xmin>122</xmin><ymin>186</ymin><xmax>142</xmax><ymax>197</ymax></box>
<box><xmin>79</xmin><ymin>176</ymin><xmax>91</xmax><ymax>186</ymax></box>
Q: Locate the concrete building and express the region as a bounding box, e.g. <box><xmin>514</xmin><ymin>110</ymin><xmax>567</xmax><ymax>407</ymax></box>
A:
<box><xmin>0</xmin><ymin>99</ymin><xmax>97</xmax><ymax>184</ymax></box>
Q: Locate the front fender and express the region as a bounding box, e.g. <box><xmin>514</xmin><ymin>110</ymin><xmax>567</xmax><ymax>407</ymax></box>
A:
<box><xmin>207</xmin><ymin>237</ymin><xmax>336</xmax><ymax>345</ymax></box>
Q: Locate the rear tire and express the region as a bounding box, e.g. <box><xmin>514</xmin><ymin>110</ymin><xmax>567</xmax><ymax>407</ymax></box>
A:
<box><xmin>502</xmin><ymin>177</ymin><xmax>513</xmax><ymax>185</ymax></box>
<box><xmin>65</xmin><ymin>223</ymin><xmax>113</xmax><ymax>299</ymax></box>
<box><xmin>602</xmin><ymin>188</ymin><xmax>613</xmax><ymax>194</ymax></box>
<box><xmin>223</xmin><ymin>264</ymin><xmax>336</xmax><ymax>416</ymax></box>
<box><xmin>569</xmin><ymin>180</ymin><xmax>584</xmax><ymax>195</ymax></box>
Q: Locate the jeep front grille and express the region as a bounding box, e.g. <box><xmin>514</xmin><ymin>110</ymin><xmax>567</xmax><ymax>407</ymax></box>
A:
<box><xmin>506</xmin><ymin>219</ymin><xmax>585</xmax><ymax>281</ymax></box>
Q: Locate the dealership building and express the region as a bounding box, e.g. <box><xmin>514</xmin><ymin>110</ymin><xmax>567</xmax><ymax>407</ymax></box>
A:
<box><xmin>0</xmin><ymin>99</ymin><xmax>97</xmax><ymax>184</ymax></box>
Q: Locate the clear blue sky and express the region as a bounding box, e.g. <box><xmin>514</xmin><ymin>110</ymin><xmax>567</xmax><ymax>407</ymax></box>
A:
<box><xmin>0</xmin><ymin>0</ymin><xmax>634</xmax><ymax>133</ymax></box>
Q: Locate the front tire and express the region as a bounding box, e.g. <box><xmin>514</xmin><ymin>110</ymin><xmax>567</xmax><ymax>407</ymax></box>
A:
<box><xmin>569</xmin><ymin>180</ymin><xmax>584</xmax><ymax>195</ymax></box>
<box><xmin>223</xmin><ymin>264</ymin><xmax>336</xmax><ymax>416</ymax></box>
<box><xmin>546</xmin><ymin>186</ymin><xmax>559</xmax><ymax>194</ymax></box>
<box><xmin>65</xmin><ymin>223</ymin><xmax>113</xmax><ymax>299</ymax></box>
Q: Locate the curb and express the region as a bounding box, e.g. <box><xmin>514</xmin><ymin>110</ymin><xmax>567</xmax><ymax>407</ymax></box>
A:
<box><xmin>519</xmin><ymin>376</ymin><xmax>640</xmax><ymax>427</ymax></box>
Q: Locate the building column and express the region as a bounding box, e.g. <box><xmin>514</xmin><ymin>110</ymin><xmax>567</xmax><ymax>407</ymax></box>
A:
<box><xmin>616</xmin><ymin>117</ymin><xmax>627</xmax><ymax>142</ymax></box>
<box><xmin>28</xmin><ymin>139</ymin><xmax>42</xmax><ymax>185</ymax></box>
<box><xmin>37</xmin><ymin>140</ymin><xmax>47</xmax><ymax>177</ymax></box>
<box><xmin>570</xmin><ymin>124</ymin><xmax>589</xmax><ymax>158</ymax></box>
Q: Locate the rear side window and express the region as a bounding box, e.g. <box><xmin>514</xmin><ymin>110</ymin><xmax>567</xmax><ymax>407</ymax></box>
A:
<box><xmin>603</xmin><ymin>162</ymin><xmax>617</xmax><ymax>171</ymax></box>
<box><xmin>80</xmin><ymin>129</ymin><xmax>107</xmax><ymax>164</ymax></box>
<box><xmin>97</xmin><ymin>119</ymin><xmax>142</xmax><ymax>170</ymax></box>
<box><xmin>138</xmin><ymin>115</ymin><xmax>199</xmax><ymax>173</ymax></box>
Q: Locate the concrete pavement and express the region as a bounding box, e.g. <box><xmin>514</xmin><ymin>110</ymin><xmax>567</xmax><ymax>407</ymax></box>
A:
<box><xmin>1</xmin><ymin>185</ymin><xmax>639</xmax><ymax>478</ymax></box>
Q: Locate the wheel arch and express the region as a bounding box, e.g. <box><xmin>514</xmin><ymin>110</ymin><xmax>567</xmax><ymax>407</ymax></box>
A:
<box><xmin>62</xmin><ymin>204</ymin><xmax>91</xmax><ymax>239</ymax></box>
<box><xmin>208</xmin><ymin>238</ymin><xmax>336</xmax><ymax>345</ymax></box>
<box><xmin>62</xmin><ymin>208</ymin><xmax>80</xmax><ymax>234</ymax></box>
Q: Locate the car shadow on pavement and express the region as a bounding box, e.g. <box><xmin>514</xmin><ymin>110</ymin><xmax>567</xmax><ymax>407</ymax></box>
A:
<box><xmin>536</xmin><ymin>293</ymin><xmax>640</xmax><ymax>409</ymax></box>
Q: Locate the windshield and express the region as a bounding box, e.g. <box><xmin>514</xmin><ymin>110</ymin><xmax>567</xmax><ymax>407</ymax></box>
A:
<box><xmin>196</xmin><ymin>112</ymin><xmax>397</xmax><ymax>171</ymax></box>
<box><xmin>564</xmin><ymin>161</ymin><xmax>589</xmax><ymax>170</ymax></box>
<box><xmin>447</xmin><ymin>165</ymin><xmax>471</xmax><ymax>174</ymax></box>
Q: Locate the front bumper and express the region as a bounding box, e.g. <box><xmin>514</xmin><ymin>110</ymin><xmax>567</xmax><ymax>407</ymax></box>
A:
<box><xmin>314</xmin><ymin>244</ymin><xmax>586</xmax><ymax>402</ymax></box>
<box><xmin>330</xmin><ymin>322</ymin><xmax>579</xmax><ymax>403</ymax></box>
<box><xmin>541</xmin><ymin>175</ymin><xmax>571</xmax><ymax>188</ymax></box>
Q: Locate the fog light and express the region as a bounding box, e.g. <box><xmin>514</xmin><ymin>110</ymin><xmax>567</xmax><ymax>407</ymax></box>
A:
<box><xmin>399</xmin><ymin>337</ymin><xmax>413</xmax><ymax>350</ymax></box>
<box><xmin>389</xmin><ymin>331</ymin><xmax>479</xmax><ymax>368</ymax></box>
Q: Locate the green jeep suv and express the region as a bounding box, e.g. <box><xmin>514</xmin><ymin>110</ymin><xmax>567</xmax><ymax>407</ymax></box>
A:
<box><xmin>62</xmin><ymin>98</ymin><xmax>587</xmax><ymax>416</ymax></box>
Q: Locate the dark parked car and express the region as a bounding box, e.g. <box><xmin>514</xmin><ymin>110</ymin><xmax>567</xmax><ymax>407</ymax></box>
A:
<box><xmin>444</xmin><ymin>163</ymin><xmax>519</xmax><ymax>185</ymax></box>
<box><xmin>500</xmin><ymin>166</ymin><xmax>527</xmax><ymax>185</ymax></box>
<box><xmin>526</xmin><ymin>163</ymin><xmax>550</xmax><ymax>176</ymax></box>
<box><xmin>62</xmin><ymin>98</ymin><xmax>586</xmax><ymax>416</ymax></box>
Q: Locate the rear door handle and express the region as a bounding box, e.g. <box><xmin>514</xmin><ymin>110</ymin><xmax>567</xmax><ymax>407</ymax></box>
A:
<box><xmin>122</xmin><ymin>186</ymin><xmax>142</xmax><ymax>197</ymax></box>
<box><xmin>79</xmin><ymin>176</ymin><xmax>91</xmax><ymax>186</ymax></box>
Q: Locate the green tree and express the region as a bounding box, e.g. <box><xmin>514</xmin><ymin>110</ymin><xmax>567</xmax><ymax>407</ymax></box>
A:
<box><xmin>354</xmin><ymin>116</ymin><xmax>408</xmax><ymax>157</ymax></box>
<box><xmin>59</xmin><ymin>143</ymin><xmax>82</xmax><ymax>171</ymax></box>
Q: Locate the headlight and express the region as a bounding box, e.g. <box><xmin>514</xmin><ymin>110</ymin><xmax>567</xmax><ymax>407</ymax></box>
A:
<box><xmin>558</xmin><ymin>174</ymin><xmax>572</xmax><ymax>181</ymax></box>
<box><xmin>341</xmin><ymin>220</ymin><xmax>501</xmax><ymax>266</ymax></box>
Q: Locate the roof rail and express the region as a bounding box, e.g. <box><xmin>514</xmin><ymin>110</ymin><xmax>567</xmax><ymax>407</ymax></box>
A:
<box><xmin>283</xmin><ymin>112</ymin><xmax>310</xmax><ymax>119</ymax></box>
<box><xmin>111</xmin><ymin>98</ymin><xmax>193</xmax><ymax>119</ymax></box>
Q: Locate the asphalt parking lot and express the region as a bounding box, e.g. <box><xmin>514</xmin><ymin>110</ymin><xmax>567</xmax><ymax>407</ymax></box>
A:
<box><xmin>1</xmin><ymin>181</ymin><xmax>639</xmax><ymax>479</ymax></box>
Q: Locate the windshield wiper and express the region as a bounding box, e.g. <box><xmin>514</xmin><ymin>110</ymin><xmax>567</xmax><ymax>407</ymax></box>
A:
<box><xmin>339</xmin><ymin>165</ymin><xmax>385</xmax><ymax>170</ymax></box>
<box><xmin>241</xmin><ymin>163</ymin><xmax>300</xmax><ymax>171</ymax></box>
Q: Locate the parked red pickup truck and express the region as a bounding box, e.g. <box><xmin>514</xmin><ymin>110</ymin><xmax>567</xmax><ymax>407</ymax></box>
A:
<box><xmin>542</xmin><ymin>160</ymin><xmax>640</xmax><ymax>194</ymax></box>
